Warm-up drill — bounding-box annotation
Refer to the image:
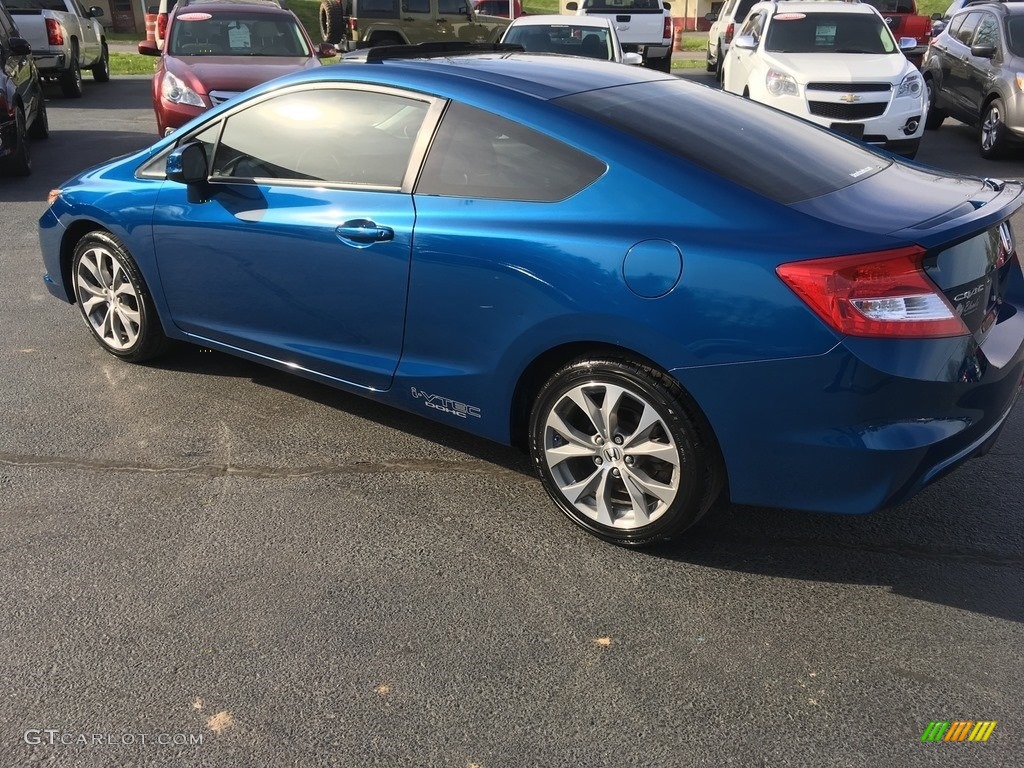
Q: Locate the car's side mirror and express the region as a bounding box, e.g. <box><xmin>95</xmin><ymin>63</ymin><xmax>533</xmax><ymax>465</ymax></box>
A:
<box><xmin>566</xmin><ymin>1</ymin><xmax>578</xmax><ymax>10</ymax></box>
<box><xmin>898</xmin><ymin>36</ymin><xmax>917</xmax><ymax>49</ymax></box>
<box><xmin>88</xmin><ymin>5</ymin><xmax>104</xmax><ymax>17</ymax></box>
<box><xmin>138</xmin><ymin>39</ymin><xmax>160</xmax><ymax>56</ymax></box>
<box><xmin>662</xmin><ymin>2</ymin><xmax>670</xmax><ymax>9</ymax></box>
<box><xmin>705</xmin><ymin>12</ymin><xmax>718</xmax><ymax>22</ymax></box>
<box><xmin>317</xmin><ymin>41</ymin><xmax>337</xmax><ymax>58</ymax></box>
<box><xmin>623</xmin><ymin>51</ymin><xmax>643</xmax><ymax>65</ymax></box>
<box><xmin>931</xmin><ymin>12</ymin><xmax>941</xmax><ymax>20</ymax></box>
<box><xmin>8</xmin><ymin>36</ymin><xmax>32</xmax><ymax>56</ymax></box>
<box><xmin>732</xmin><ymin>34</ymin><xmax>757</xmax><ymax>50</ymax></box>
<box><xmin>167</xmin><ymin>142</ymin><xmax>209</xmax><ymax>185</ymax></box>
<box><xmin>970</xmin><ymin>43</ymin><xmax>995</xmax><ymax>58</ymax></box>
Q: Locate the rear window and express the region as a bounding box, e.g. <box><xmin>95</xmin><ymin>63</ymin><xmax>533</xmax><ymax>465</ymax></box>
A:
<box><xmin>556</xmin><ymin>80</ymin><xmax>892</xmax><ymax>205</ymax></box>
<box><xmin>735</xmin><ymin>0</ymin><xmax>758</xmax><ymax>23</ymax></box>
<box><xmin>4</xmin><ymin>0</ymin><xmax>69</xmax><ymax>10</ymax></box>
<box><xmin>581</xmin><ymin>0</ymin><xmax>663</xmax><ymax>11</ymax></box>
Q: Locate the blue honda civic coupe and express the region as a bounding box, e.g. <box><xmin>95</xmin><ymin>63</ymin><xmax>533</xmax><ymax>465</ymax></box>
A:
<box><xmin>39</xmin><ymin>46</ymin><xmax>1024</xmax><ymax>546</ymax></box>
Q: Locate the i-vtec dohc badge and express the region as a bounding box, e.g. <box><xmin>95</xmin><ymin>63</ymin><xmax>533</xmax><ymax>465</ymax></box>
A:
<box><xmin>411</xmin><ymin>388</ymin><xmax>481</xmax><ymax>419</ymax></box>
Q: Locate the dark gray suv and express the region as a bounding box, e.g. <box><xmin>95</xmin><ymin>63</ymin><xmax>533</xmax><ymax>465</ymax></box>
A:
<box><xmin>922</xmin><ymin>1</ymin><xmax>1024</xmax><ymax>158</ymax></box>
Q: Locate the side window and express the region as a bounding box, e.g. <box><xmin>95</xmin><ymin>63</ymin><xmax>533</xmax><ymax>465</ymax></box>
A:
<box><xmin>740</xmin><ymin>10</ymin><xmax>764</xmax><ymax>39</ymax></box>
<box><xmin>954</xmin><ymin>12</ymin><xmax>981</xmax><ymax>45</ymax></box>
<box><xmin>735</xmin><ymin>0</ymin><xmax>758</xmax><ymax>24</ymax></box>
<box><xmin>404</xmin><ymin>0</ymin><xmax>430</xmax><ymax>12</ymax></box>
<box><xmin>212</xmin><ymin>89</ymin><xmax>429</xmax><ymax>188</ymax></box>
<box><xmin>972</xmin><ymin>13</ymin><xmax>999</xmax><ymax>50</ymax></box>
<box><xmin>437</xmin><ymin>0</ymin><xmax>466</xmax><ymax>12</ymax></box>
<box><xmin>416</xmin><ymin>102</ymin><xmax>606</xmax><ymax>202</ymax></box>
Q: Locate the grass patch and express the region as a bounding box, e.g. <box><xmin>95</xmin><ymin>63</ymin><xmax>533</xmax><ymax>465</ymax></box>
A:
<box><xmin>110</xmin><ymin>52</ymin><xmax>157</xmax><ymax>75</ymax></box>
<box><xmin>671</xmin><ymin>58</ymin><xmax>706</xmax><ymax>69</ymax></box>
<box><xmin>289</xmin><ymin>0</ymin><xmax>324</xmax><ymax>38</ymax></box>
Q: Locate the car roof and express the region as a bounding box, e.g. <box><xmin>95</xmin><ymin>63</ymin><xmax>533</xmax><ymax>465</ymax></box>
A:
<box><xmin>325</xmin><ymin>52</ymin><xmax>667</xmax><ymax>100</ymax></box>
<box><xmin>508</xmin><ymin>14</ymin><xmax>613</xmax><ymax>27</ymax></box>
<box><xmin>173</xmin><ymin>0</ymin><xmax>292</xmax><ymax>15</ymax></box>
<box><xmin>957</xmin><ymin>0</ymin><xmax>1024</xmax><ymax>12</ymax></box>
<box><xmin>762</xmin><ymin>0</ymin><xmax>879</xmax><ymax>13</ymax></box>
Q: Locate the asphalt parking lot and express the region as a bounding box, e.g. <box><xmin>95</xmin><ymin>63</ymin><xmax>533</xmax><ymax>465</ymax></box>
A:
<box><xmin>1</xmin><ymin>74</ymin><xmax>1022</xmax><ymax>767</ymax></box>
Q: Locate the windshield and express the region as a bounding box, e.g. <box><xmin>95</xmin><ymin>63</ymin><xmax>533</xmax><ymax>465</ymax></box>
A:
<box><xmin>556</xmin><ymin>79</ymin><xmax>892</xmax><ymax>205</ymax></box>
<box><xmin>4</xmin><ymin>0</ymin><xmax>69</xmax><ymax>10</ymax></box>
<box><xmin>168</xmin><ymin>13</ymin><xmax>311</xmax><ymax>57</ymax></box>
<box><xmin>503</xmin><ymin>25</ymin><xmax>613</xmax><ymax>59</ymax></box>
<box><xmin>765</xmin><ymin>12</ymin><xmax>898</xmax><ymax>54</ymax></box>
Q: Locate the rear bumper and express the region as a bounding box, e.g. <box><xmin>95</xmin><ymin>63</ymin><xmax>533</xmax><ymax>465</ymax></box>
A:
<box><xmin>674</xmin><ymin>296</ymin><xmax>1024</xmax><ymax>514</ymax></box>
<box><xmin>33</xmin><ymin>52</ymin><xmax>67</xmax><ymax>73</ymax></box>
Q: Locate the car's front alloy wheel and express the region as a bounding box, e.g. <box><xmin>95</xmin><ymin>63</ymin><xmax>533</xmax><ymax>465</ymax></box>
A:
<box><xmin>72</xmin><ymin>231</ymin><xmax>167</xmax><ymax>362</ymax></box>
<box><xmin>980</xmin><ymin>98</ymin><xmax>1008</xmax><ymax>159</ymax></box>
<box><xmin>529</xmin><ymin>358</ymin><xmax>721</xmax><ymax>546</ymax></box>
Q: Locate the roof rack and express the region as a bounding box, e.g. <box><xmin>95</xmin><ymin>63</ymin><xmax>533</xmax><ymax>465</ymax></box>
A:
<box><xmin>363</xmin><ymin>41</ymin><xmax>524</xmax><ymax>63</ymax></box>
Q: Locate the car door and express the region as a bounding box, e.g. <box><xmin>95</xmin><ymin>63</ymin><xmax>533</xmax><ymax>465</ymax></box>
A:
<box><xmin>0</xmin><ymin>5</ymin><xmax>32</xmax><ymax>113</ymax></box>
<box><xmin>440</xmin><ymin>0</ymin><xmax>492</xmax><ymax>42</ymax></box>
<box><xmin>399</xmin><ymin>0</ymin><xmax>439</xmax><ymax>44</ymax></box>
<box><xmin>945</xmin><ymin>10</ymin><xmax>981</xmax><ymax>118</ymax></box>
<box><xmin>68</xmin><ymin>0</ymin><xmax>100</xmax><ymax>61</ymax></box>
<box><xmin>962</xmin><ymin>11</ymin><xmax>1001</xmax><ymax>118</ymax></box>
<box><xmin>723</xmin><ymin>9</ymin><xmax>765</xmax><ymax>94</ymax></box>
<box><xmin>151</xmin><ymin>85</ymin><xmax>441</xmax><ymax>391</ymax></box>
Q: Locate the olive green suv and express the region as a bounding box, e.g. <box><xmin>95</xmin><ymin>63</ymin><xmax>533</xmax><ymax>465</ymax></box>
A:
<box><xmin>319</xmin><ymin>0</ymin><xmax>511</xmax><ymax>50</ymax></box>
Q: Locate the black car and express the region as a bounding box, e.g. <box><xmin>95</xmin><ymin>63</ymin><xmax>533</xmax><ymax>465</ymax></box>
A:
<box><xmin>0</xmin><ymin>0</ymin><xmax>47</xmax><ymax>176</ymax></box>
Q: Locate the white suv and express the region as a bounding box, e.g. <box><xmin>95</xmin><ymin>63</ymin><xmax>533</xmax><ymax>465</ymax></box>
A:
<box><xmin>706</xmin><ymin>0</ymin><xmax>760</xmax><ymax>84</ymax></box>
<box><xmin>722</xmin><ymin>0</ymin><xmax>926</xmax><ymax>158</ymax></box>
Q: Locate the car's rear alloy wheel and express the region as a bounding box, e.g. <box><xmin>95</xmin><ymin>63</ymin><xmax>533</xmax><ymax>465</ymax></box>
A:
<box><xmin>72</xmin><ymin>232</ymin><xmax>168</xmax><ymax>362</ymax></box>
<box><xmin>529</xmin><ymin>358</ymin><xmax>721</xmax><ymax>546</ymax></box>
<box><xmin>980</xmin><ymin>98</ymin><xmax>1008</xmax><ymax>159</ymax></box>
<box><xmin>924</xmin><ymin>77</ymin><xmax>945</xmax><ymax>129</ymax></box>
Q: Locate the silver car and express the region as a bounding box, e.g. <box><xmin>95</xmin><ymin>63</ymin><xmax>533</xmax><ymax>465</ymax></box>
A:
<box><xmin>922</xmin><ymin>1</ymin><xmax>1024</xmax><ymax>158</ymax></box>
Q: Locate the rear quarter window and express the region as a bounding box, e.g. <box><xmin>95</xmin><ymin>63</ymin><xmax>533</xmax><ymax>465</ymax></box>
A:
<box><xmin>556</xmin><ymin>80</ymin><xmax>892</xmax><ymax>205</ymax></box>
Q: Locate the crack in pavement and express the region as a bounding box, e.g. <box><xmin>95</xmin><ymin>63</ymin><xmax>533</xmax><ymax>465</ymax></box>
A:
<box><xmin>0</xmin><ymin>451</ymin><xmax>530</xmax><ymax>481</ymax></box>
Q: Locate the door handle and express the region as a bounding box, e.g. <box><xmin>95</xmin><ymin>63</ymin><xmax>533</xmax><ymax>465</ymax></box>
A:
<box><xmin>335</xmin><ymin>219</ymin><xmax>394</xmax><ymax>247</ymax></box>
<box><xmin>437</xmin><ymin>17</ymin><xmax>447</xmax><ymax>22</ymax></box>
<box><xmin>404</xmin><ymin>16</ymin><xmax>414</xmax><ymax>20</ymax></box>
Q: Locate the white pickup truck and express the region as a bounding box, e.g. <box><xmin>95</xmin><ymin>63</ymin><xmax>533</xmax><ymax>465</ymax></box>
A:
<box><xmin>5</xmin><ymin>0</ymin><xmax>108</xmax><ymax>97</ymax></box>
<box><xmin>564</xmin><ymin>0</ymin><xmax>673</xmax><ymax>71</ymax></box>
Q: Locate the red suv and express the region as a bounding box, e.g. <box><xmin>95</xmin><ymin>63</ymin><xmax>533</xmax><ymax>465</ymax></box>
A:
<box><xmin>138</xmin><ymin>0</ymin><xmax>334</xmax><ymax>135</ymax></box>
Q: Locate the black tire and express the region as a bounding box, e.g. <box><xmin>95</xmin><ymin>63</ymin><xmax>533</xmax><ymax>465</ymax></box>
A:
<box><xmin>319</xmin><ymin>0</ymin><xmax>345</xmax><ymax>44</ymax></box>
<box><xmin>528</xmin><ymin>356</ymin><xmax>723</xmax><ymax>547</ymax></box>
<box><xmin>980</xmin><ymin>97</ymin><xmax>1008</xmax><ymax>160</ymax></box>
<box><xmin>645</xmin><ymin>51</ymin><xmax>672</xmax><ymax>73</ymax></box>
<box><xmin>899</xmin><ymin>139</ymin><xmax>920</xmax><ymax>161</ymax></box>
<box><xmin>716</xmin><ymin>46</ymin><xmax>724</xmax><ymax>86</ymax></box>
<box><xmin>1</xmin><ymin>106</ymin><xmax>31</xmax><ymax>176</ymax></box>
<box><xmin>60</xmin><ymin>50</ymin><xmax>83</xmax><ymax>98</ymax></box>
<box><xmin>71</xmin><ymin>231</ymin><xmax>168</xmax><ymax>362</ymax></box>
<box><xmin>91</xmin><ymin>43</ymin><xmax>110</xmax><ymax>82</ymax></box>
<box><xmin>28</xmin><ymin>96</ymin><xmax>49</xmax><ymax>139</ymax></box>
<box><xmin>924</xmin><ymin>76</ymin><xmax>945</xmax><ymax>130</ymax></box>
<box><xmin>705</xmin><ymin>44</ymin><xmax>715</xmax><ymax>72</ymax></box>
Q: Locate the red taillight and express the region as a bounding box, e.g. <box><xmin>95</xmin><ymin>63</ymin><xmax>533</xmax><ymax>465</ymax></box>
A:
<box><xmin>45</xmin><ymin>18</ymin><xmax>64</xmax><ymax>46</ymax></box>
<box><xmin>663</xmin><ymin>17</ymin><xmax>672</xmax><ymax>41</ymax></box>
<box><xmin>725</xmin><ymin>22</ymin><xmax>734</xmax><ymax>44</ymax></box>
<box><xmin>157</xmin><ymin>12</ymin><xmax>167</xmax><ymax>39</ymax></box>
<box><xmin>348</xmin><ymin>17</ymin><xmax>358</xmax><ymax>32</ymax></box>
<box><xmin>776</xmin><ymin>247</ymin><xmax>969</xmax><ymax>338</ymax></box>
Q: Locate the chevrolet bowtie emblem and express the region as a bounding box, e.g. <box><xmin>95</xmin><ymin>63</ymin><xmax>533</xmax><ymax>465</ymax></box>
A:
<box><xmin>839</xmin><ymin>93</ymin><xmax>861</xmax><ymax>103</ymax></box>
